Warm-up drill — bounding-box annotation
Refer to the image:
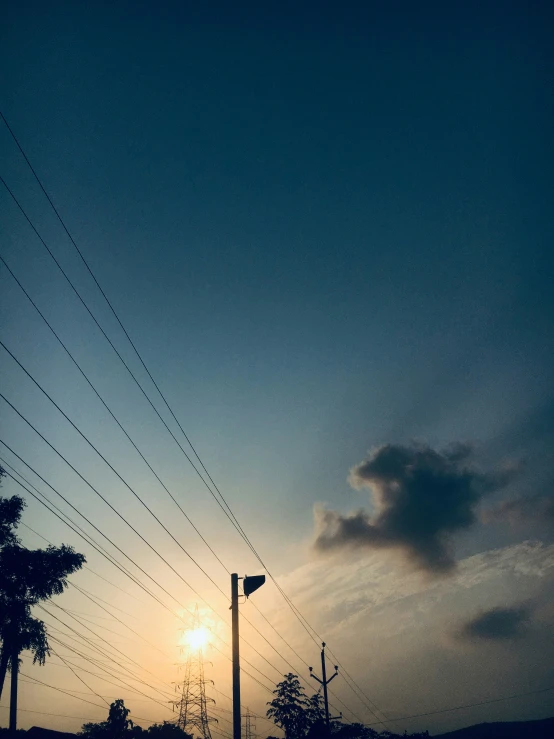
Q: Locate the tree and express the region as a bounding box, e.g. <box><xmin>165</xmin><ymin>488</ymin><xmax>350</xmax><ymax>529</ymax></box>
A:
<box><xmin>144</xmin><ymin>723</ymin><xmax>191</xmax><ymax>739</ymax></box>
<box><xmin>330</xmin><ymin>723</ymin><xmax>379</xmax><ymax>739</ymax></box>
<box><xmin>0</xmin><ymin>485</ymin><xmax>86</xmax><ymax>732</ymax></box>
<box><xmin>266</xmin><ymin>671</ymin><xmax>428</xmax><ymax>739</ymax></box>
<box><xmin>305</xmin><ymin>692</ymin><xmax>326</xmax><ymax>739</ymax></box>
<box><xmin>267</xmin><ymin>673</ymin><xmax>311</xmax><ymax>739</ymax></box>
<box><xmin>81</xmin><ymin>704</ymin><xmax>193</xmax><ymax>739</ymax></box>
<box><xmin>0</xmin><ymin>472</ymin><xmax>23</xmax><ymax>547</ymax></box>
<box><xmin>81</xmin><ymin>700</ymin><xmax>142</xmax><ymax>739</ymax></box>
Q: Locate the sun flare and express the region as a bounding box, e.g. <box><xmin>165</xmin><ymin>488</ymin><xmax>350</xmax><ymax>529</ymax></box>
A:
<box><xmin>185</xmin><ymin>626</ymin><xmax>209</xmax><ymax>651</ymax></box>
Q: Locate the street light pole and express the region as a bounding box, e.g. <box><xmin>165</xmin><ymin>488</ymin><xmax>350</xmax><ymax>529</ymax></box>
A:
<box><xmin>231</xmin><ymin>573</ymin><xmax>265</xmax><ymax>739</ymax></box>
<box><xmin>231</xmin><ymin>573</ymin><xmax>241</xmax><ymax>739</ymax></box>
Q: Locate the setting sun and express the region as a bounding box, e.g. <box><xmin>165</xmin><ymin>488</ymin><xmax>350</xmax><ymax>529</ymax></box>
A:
<box><xmin>185</xmin><ymin>626</ymin><xmax>209</xmax><ymax>651</ymax></box>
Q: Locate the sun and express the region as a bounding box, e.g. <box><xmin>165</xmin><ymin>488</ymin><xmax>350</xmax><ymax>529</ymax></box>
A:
<box><xmin>185</xmin><ymin>626</ymin><xmax>209</xmax><ymax>651</ymax></box>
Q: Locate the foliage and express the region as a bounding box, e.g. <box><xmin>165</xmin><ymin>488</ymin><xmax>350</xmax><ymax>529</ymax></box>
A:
<box><xmin>330</xmin><ymin>723</ymin><xmax>429</xmax><ymax>739</ymax></box>
<box><xmin>267</xmin><ymin>673</ymin><xmax>311</xmax><ymax>739</ymax></box>
<box><xmin>0</xmin><ymin>729</ymin><xmax>26</xmax><ymax>739</ymax></box>
<box><xmin>305</xmin><ymin>692</ymin><xmax>326</xmax><ymax>739</ymax></box>
<box><xmin>306</xmin><ymin>692</ymin><xmax>325</xmax><ymax>726</ymax></box>
<box><xmin>0</xmin><ymin>475</ymin><xmax>24</xmax><ymax>547</ymax></box>
<box><xmin>81</xmin><ymin>705</ymin><xmax>193</xmax><ymax>739</ymax></box>
<box><xmin>0</xmin><ymin>491</ymin><xmax>86</xmax><ymax>700</ymax></box>
<box><xmin>144</xmin><ymin>723</ymin><xmax>191</xmax><ymax>739</ymax></box>
<box><xmin>330</xmin><ymin>723</ymin><xmax>379</xmax><ymax>739</ymax></box>
<box><xmin>267</xmin><ymin>674</ymin><xmax>428</xmax><ymax>739</ymax></box>
<box><xmin>81</xmin><ymin>700</ymin><xmax>141</xmax><ymax>739</ymax></box>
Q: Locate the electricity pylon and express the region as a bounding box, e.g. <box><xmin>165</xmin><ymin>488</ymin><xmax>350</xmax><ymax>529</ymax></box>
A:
<box><xmin>172</xmin><ymin>605</ymin><xmax>217</xmax><ymax>739</ymax></box>
<box><xmin>244</xmin><ymin>707</ymin><xmax>256</xmax><ymax>739</ymax></box>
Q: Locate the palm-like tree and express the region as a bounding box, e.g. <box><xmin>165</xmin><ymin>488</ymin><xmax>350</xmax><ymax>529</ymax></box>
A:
<box><xmin>0</xmin><ymin>610</ymin><xmax>49</xmax><ymax>697</ymax></box>
<box><xmin>0</xmin><ymin>476</ymin><xmax>85</xmax><ymax>730</ymax></box>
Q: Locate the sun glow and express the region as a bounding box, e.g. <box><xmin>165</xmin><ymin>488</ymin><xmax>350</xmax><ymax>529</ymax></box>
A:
<box><xmin>185</xmin><ymin>626</ymin><xmax>209</xmax><ymax>651</ymax></box>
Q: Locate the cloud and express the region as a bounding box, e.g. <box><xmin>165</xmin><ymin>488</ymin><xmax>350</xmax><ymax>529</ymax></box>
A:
<box><xmin>267</xmin><ymin>540</ymin><xmax>554</xmax><ymax>672</ymax></box>
<box><xmin>455</xmin><ymin>605</ymin><xmax>532</xmax><ymax>642</ymax></box>
<box><xmin>314</xmin><ymin>442</ymin><xmax>514</xmax><ymax>574</ymax></box>
<box><xmin>483</xmin><ymin>494</ymin><xmax>554</xmax><ymax>525</ymax></box>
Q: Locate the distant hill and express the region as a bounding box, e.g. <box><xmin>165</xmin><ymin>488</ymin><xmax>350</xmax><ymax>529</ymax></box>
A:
<box><xmin>432</xmin><ymin>716</ymin><xmax>554</xmax><ymax>739</ymax></box>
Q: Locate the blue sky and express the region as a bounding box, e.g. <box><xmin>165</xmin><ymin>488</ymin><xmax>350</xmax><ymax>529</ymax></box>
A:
<box><xmin>1</xmin><ymin>1</ymin><xmax>553</xmax><ymax>735</ymax></box>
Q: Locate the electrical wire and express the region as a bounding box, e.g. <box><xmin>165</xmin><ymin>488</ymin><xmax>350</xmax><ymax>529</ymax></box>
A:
<box><xmin>17</xmin><ymin>674</ymin><xmax>153</xmax><ymax>723</ymax></box>
<box><xmin>0</xmin><ymin>251</ymin><xmax>230</xmax><ymax>577</ymax></box>
<box><xmin>1</xmin><ymin>455</ymin><xmax>300</xmax><ymax>695</ymax></box>
<box><xmin>0</xmin><ymin>113</ymin><xmax>383</xmax><ymax>722</ymax></box>
<box><xmin>0</xmin><ymin>458</ymin><xmax>191</xmax><ymax>621</ymax></box>
<box><xmin>0</xmin><ymin>252</ymin><xmax>315</xmax><ymax>684</ymax></box>
<box><xmin>0</xmin><ymin>387</ymin><xmax>322</xmax><ymax>688</ymax></box>
<box><xmin>50</xmin><ymin>647</ymin><xmax>111</xmax><ymax>707</ymax></box>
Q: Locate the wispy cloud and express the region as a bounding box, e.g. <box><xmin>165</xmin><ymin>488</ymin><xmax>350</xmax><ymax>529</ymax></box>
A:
<box><xmin>267</xmin><ymin>541</ymin><xmax>554</xmax><ymax>650</ymax></box>
<box><xmin>313</xmin><ymin>443</ymin><xmax>515</xmax><ymax>574</ymax></box>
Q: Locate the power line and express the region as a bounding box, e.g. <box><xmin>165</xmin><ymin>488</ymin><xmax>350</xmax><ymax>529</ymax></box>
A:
<box><xmin>69</xmin><ymin>582</ymin><xmax>170</xmax><ymax>658</ymax></box>
<box><xmin>0</xmin><ymin>457</ymin><xmax>190</xmax><ymax>621</ymax></box>
<box><xmin>19</xmin><ymin>672</ymin><xmax>107</xmax><ymax>710</ymax></box>
<box><xmin>1</xmin><ymin>178</ymin><xmax>321</xmax><ymax>704</ymax></box>
<box><xmin>0</xmin><ymin>111</ymin><xmax>248</xmax><ymax>537</ymax></box>
<box><xmin>0</xmin><ymin>115</ymin><xmax>376</xmax><ymax>722</ymax></box>
<box><xmin>16</xmin><ymin>675</ymin><xmax>153</xmax><ymax>723</ymax></box>
<box><xmin>0</xmin><ymin>252</ymin><xmax>314</xmax><ymax>684</ymax></box>
<box><xmin>2</xmin><ymin>412</ymin><xmax>364</xmax><ymax>728</ymax></box>
<box><xmin>0</xmin><ymin>174</ymin><xmax>343</xmax><ymax>715</ymax></box>
<box><xmin>0</xmin><ymin>386</ymin><xmax>319</xmax><ymax>689</ymax></box>
<box><xmin>45</xmin><ymin>635</ymin><xmax>174</xmax><ymax>703</ymax></box>
<box><xmin>1</xmin><ymin>338</ymin><xmax>313</xmax><ymax>687</ymax></box>
<box><xmin>0</xmin><ymin>706</ymin><xmax>116</xmax><ymax>722</ymax></box>
<box><xmin>0</xmin><ymin>339</ymin><xmax>231</xmax><ymax>606</ymax></box>
<box><xmin>1</xmin><ymin>453</ymin><xmax>296</xmax><ymax>693</ymax></box>
<box><xmin>38</xmin><ymin>605</ymin><xmax>174</xmax><ymax>703</ymax></box>
<box><xmin>0</xmin><ymin>173</ymin><xmax>247</xmax><ymax>539</ymax></box>
<box><xmin>0</xmin><ymin>251</ymin><xmax>230</xmax><ymax>578</ymax></box>
<box><xmin>37</xmin><ymin>610</ymin><xmax>174</xmax><ymax>710</ymax></box>
<box><xmin>50</xmin><ymin>647</ymin><xmax>110</xmax><ymax>707</ymax></box>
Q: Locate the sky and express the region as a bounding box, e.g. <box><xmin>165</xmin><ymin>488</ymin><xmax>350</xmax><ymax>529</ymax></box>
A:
<box><xmin>1</xmin><ymin>0</ymin><xmax>553</xmax><ymax>736</ymax></box>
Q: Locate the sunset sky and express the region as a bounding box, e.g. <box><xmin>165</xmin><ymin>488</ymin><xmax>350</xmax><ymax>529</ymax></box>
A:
<box><xmin>1</xmin><ymin>1</ymin><xmax>553</xmax><ymax>736</ymax></box>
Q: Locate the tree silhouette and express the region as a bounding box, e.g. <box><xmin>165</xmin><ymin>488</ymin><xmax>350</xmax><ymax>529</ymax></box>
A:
<box><xmin>81</xmin><ymin>699</ymin><xmax>137</xmax><ymax>739</ymax></box>
<box><xmin>144</xmin><ymin>723</ymin><xmax>192</xmax><ymax>739</ymax></box>
<box><xmin>306</xmin><ymin>691</ymin><xmax>326</xmax><ymax>739</ymax></box>
<box><xmin>267</xmin><ymin>673</ymin><xmax>311</xmax><ymax>739</ymax></box>
<box><xmin>80</xmin><ymin>701</ymin><xmax>192</xmax><ymax>739</ymax></box>
<box><xmin>266</xmin><ymin>671</ymin><xmax>429</xmax><ymax>739</ymax></box>
<box><xmin>0</xmin><ymin>479</ymin><xmax>85</xmax><ymax>732</ymax></box>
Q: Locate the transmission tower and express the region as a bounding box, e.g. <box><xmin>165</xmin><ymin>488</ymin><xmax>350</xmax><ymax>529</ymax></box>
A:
<box><xmin>172</xmin><ymin>605</ymin><xmax>217</xmax><ymax>739</ymax></box>
<box><xmin>244</xmin><ymin>707</ymin><xmax>256</xmax><ymax>739</ymax></box>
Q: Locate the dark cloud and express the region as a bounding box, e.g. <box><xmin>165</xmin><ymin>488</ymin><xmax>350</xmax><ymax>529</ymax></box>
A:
<box><xmin>456</xmin><ymin>605</ymin><xmax>531</xmax><ymax>641</ymax></box>
<box><xmin>483</xmin><ymin>494</ymin><xmax>554</xmax><ymax>525</ymax></box>
<box><xmin>314</xmin><ymin>443</ymin><xmax>514</xmax><ymax>574</ymax></box>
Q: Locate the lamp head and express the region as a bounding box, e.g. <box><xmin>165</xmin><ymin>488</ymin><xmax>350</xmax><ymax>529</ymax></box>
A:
<box><xmin>243</xmin><ymin>574</ymin><xmax>266</xmax><ymax>598</ymax></box>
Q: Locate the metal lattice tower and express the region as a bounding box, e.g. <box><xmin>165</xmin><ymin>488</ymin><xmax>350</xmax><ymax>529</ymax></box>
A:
<box><xmin>244</xmin><ymin>707</ymin><xmax>256</xmax><ymax>739</ymax></box>
<box><xmin>172</xmin><ymin>606</ymin><xmax>217</xmax><ymax>739</ymax></box>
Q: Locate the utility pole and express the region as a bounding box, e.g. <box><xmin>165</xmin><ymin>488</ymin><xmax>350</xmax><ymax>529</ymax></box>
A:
<box><xmin>231</xmin><ymin>573</ymin><xmax>265</xmax><ymax>739</ymax></box>
<box><xmin>231</xmin><ymin>573</ymin><xmax>241</xmax><ymax>739</ymax></box>
<box><xmin>310</xmin><ymin>642</ymin><xmax>339</xmax><ymax>734</ymax></box>
<box><xmin>9</xmin><ymin>641</ymin><xmax>18</xmax><ymax>737</ymax></box>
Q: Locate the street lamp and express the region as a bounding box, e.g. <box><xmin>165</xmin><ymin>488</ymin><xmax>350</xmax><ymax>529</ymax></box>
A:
<box><xmin>231</xmin><ymin>573</ymin><xmax>266</xmax><ymax>739</ymax></box>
